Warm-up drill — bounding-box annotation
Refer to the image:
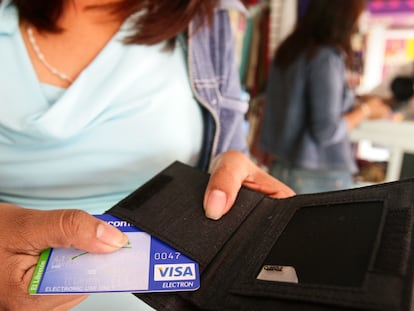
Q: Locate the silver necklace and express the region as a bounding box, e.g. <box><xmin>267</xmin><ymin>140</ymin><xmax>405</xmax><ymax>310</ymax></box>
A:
<box><xmin>26</xmin><ymin>26</ymin><xmax>74</xmax><ymax>83</ymax></box>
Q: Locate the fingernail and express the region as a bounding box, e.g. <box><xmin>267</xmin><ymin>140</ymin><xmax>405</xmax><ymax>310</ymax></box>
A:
<box><xmin>96</xmin><ymin>223</ymin><xmax>128</xmax><ymax>248</ymax></box>
<box><xmin>205</xmin><ymin>189</ymin><xmax>227</xmax><ymax>220</ymax></box>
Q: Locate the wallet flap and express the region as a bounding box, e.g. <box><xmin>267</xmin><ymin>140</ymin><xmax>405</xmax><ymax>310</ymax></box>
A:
<box><xmin>106</xmin><ymin>161</ymin><xmax>266</xmax><ymax>269</ymax></box>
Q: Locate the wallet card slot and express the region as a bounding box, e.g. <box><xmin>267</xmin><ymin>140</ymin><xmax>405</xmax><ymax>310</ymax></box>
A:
<box><xmin>259</xmin><ymin>201</ymin><xmax>385</xmax><ymax>287</ymax></box>
<box><xmin>226</xmin><ymin>192</ymin><xmax>404</xmax><ymax>310</ymax></box>
<box><xmin>223</xmin><ymin>181</ymin><xmax>414</xmax><ymax>311</ymax></box>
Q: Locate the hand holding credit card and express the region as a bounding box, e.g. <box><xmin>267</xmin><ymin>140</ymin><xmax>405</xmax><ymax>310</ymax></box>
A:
<box><xmin>29</xmin><ymin>214</ymin><xmax>200</xmax><ymax>294</ymax></box>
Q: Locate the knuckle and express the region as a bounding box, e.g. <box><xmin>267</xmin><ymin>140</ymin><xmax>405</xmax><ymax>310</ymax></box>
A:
<box><xmin>58</xmin><ymin>210</ymin><xmax>90</xmax><ymax>244</ymax></box>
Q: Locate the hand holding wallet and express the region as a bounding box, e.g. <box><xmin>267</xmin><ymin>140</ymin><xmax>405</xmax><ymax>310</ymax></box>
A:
<box><xmin>107</xmin><ymin>161</ymin><xmax>414</xmax><ymax>311</ymax></box>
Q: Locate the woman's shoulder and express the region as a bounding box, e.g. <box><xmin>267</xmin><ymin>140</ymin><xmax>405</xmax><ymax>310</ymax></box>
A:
<box><xmin>310</xmin><ymin>46</ymin><xmax>344</xmax><ymax>68</ymax></box>
<box><xmin>315</xmin><ymin>45</ymin><xmax>342</xmax><ymax>58</ymax></box>
<box><xmin>0</xmin><ymin>0</ymin><xmax>19</xmax><ymax>36</ymax></box>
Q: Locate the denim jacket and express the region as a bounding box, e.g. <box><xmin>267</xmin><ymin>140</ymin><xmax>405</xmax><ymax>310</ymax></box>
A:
<box><xmin>260</xmin><ymin>47</ymin><xmax>357</xmax><ymax>173</ymax></box>
<box><xmin>188</xmin><ymin>0</ymin><xmax>249</xmax><ymax>170</ymax></box>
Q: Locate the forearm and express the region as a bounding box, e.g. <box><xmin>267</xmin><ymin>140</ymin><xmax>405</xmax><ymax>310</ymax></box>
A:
<box><xmin>343</xmin><ymin>103</ymin><xmax>370</xmax><ymax>130</ymax></box>
<box><xmin>343</xmin><ymin>96</ymin><xmax>392</xmax><ymax>131</ymax></box>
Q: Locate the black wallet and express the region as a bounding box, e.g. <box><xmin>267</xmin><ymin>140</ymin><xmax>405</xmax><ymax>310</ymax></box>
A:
<box><xmin>106</xmin><ymin>161</ymin><xmax>414</xmax><ymax>311</ymax></box>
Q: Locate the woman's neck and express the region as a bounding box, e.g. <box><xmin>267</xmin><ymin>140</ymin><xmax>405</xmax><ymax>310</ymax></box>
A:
<box><xmin>59</xmin><ymin>0</ymin><xmax>124</xmax><ymax>30</ymax></box>
<box><xmin>21</xmin><ymin>2</ymin><xmax>126</xmax><ymax>88</ymax></box>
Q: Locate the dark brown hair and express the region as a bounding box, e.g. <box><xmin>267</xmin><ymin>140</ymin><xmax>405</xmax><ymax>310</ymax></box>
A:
<box><xmin>274</xmin><ymin>0</ymin><xmax>366</xmax><ymax>69</ymax></box>
<box><xmin>10</xmin><ymin>0</ymin><xmax>218</xmax><ymax>45</ymax></box>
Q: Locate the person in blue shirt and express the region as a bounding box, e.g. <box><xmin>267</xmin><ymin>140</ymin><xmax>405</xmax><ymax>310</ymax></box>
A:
<box><xmin>0</xmin><ymin>0</ymin><xmax>294</xmax><ymax>309</ymax></box>
<box><xmin>260</xmin><ymin>0</ymin><xmax>391</xmax><ymax>194</ymax></box>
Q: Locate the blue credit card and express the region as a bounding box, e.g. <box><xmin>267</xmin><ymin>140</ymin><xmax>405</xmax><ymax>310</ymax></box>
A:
<box><xmin>29</xmin><ymin>214</ymin><xmax>200</xmax><ymax>294</ymax></box>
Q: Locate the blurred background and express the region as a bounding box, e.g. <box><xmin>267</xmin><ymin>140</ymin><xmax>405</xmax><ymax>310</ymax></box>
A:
<box><xmin>234</xmin><ymin>0</ymin><xmax>414</xmax><ymax>186</ymax></box>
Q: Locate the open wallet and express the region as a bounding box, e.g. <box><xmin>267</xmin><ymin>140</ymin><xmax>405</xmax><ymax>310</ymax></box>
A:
<box><xmin>106</xmin><ymin>161</ymin><xmax>414</xmax><ymax>311</ymax></box>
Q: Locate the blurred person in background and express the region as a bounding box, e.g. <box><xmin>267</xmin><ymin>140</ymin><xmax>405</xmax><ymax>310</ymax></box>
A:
<box><xmin>260</xmin><ymin>0</ymin><xmax>391</xmax><ymax>194</ymax></box>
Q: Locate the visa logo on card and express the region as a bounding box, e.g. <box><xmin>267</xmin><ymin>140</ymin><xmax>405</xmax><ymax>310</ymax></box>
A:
<box><xmin>29</xmin><ymin>214</ymin><xmax>200</xmax><ymax>294</ymax></box>
<box><xmin>154</xmin><ymin>263</ymin><xmax>197</xmax><ymax>281</ymax></box>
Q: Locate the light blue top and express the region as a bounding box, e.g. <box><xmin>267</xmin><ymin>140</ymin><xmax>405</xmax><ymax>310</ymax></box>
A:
<box><xmin>0</xmin><ymin>2</ymin><xmax>203</xmax><ymax>214</ymax></box>
<box><xmin>0</xmin><ymin>1</ymin><xmax>248</xmax><ymax>310</ymax></box>
<box><xmin>260</xmin><ymin>47</ymin><xmax>358</xmax><ymax>173</ymax></box>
